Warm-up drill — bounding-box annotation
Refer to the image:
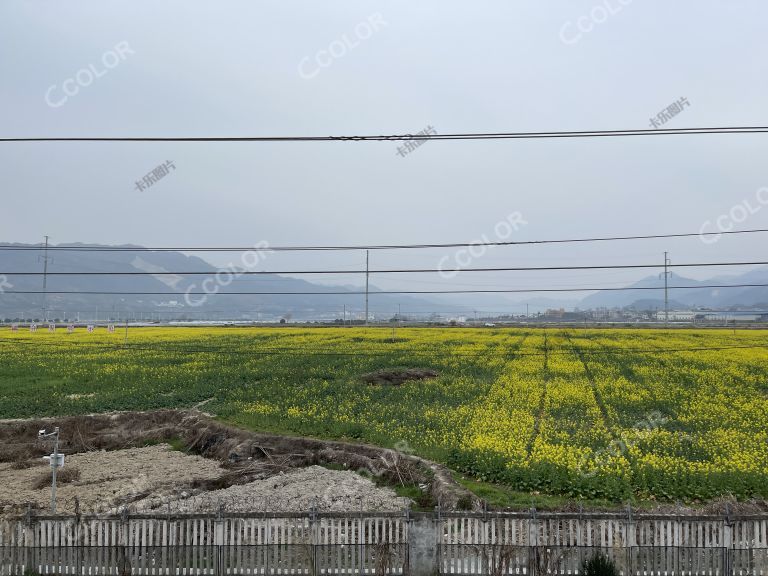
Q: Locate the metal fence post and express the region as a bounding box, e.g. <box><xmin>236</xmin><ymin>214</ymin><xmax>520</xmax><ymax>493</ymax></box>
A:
<box><xmin>23</xmin><ymin>505</ymin><xmax>35</xmax><ymax>576</ymax></box>
<box><xmin>311</xmin><ymin>503</ymin><xmax>319</xmax><ymax>576</ymax></box>
<box><xmin>404</xmin><ymin>506</ymin><xmax>411</xmax><ymax>576</ymax></box>
<box><xmin>436</xmin><ymin>503</ymin><xmax>442</xmax><ymax>576</ymax></box>
<box><xmin>266</xmin><ymin>514</ymin><xmax>271</xmax><ymax>576</ymax></box>
<box><xmin>358</xmin><ymin>500</ymin><xmax>365</xmax><ymax>576</ymax></box>
<box><xmin>215</xmin><ymin>503</ymin><xmax>224</xmax><ymax>576</ymax></box>
<box><xmin>74</xmin><ymin>501</ymin><xmax>82</xmax><ymax>576</ymax></box>
<box><xmin>528</xmin><ymin>508</ymin><xmax>538</xmax><ymax>576</ymax></box>
<box><xmin>724</xmin><ymin>504</ymin><xmax>734</xmax><ymax>576</ymax></box>
<box><xmin>118</xmin><ymin>507</ymin><xmax>129</xmax><ymax>576</ymax></box>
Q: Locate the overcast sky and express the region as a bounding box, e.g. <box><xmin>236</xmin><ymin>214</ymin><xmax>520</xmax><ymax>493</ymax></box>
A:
<box><xmin>1</xmin><ymin>0</ymin><xmax>767</xmax><ymax>306</ymax></box>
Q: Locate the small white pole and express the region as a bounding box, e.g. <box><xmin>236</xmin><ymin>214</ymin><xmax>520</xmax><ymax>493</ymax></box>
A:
<box><xmin>51</xmin><ymin>429</ymin><xmax>59</xmax><ymax>514</ymax></box>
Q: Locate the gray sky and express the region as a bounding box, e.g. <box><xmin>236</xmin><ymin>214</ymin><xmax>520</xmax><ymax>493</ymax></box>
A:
<box><xmin>1</xmin><ymin>0</ymin><xmax>767</xmax><ymax>306</ymax></box>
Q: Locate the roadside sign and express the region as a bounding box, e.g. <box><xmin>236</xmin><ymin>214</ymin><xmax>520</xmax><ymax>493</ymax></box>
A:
<box><xmin>30</xmin><ymin>324</ymin><xmax>37</xmax><ymax>332</ymax></box>
<box><xmin>67</xmin><ymin>324</ymin><xmax>74</xmax><ymax>334</ymax></box>
<box><xmin>48</xmin><ymin>324</ymin><xmax>56</xmax><ymax>333</ymax></box>
<box><xmin>87</xmin><ymin>325</ymin><xmax>94</xmax><ymax>333</ymax></box>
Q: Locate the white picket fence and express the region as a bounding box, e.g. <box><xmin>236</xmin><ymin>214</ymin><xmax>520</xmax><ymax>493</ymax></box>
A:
<box><xmin>438</xmin><ymin>514</ymin><xmax>768</xmax><ymax>547</ymax></box>
<box><xmin>0</xmin><ymin>513</ymin><xmax>407</xmax><ymax>575</ymax></box>
<box><xmin>0</xmin><ymin>511</ymin><xmax>766</xmax><ymax>575</ymax></box>
<box><xmin>438</xmin><ymin>513</ymin><xmax>768</xmax><ymax>575</ymax></box>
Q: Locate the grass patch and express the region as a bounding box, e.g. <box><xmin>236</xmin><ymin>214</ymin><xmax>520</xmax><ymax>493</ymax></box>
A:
<box><xmin>456</xmin><ymin>475</ymin><xmax>613</xmax><ymax>510</ymax></box>
<box><xmin>167</xmin><ymin>437</ymin><xmax>187</xmax><ymax>452</ymax></box>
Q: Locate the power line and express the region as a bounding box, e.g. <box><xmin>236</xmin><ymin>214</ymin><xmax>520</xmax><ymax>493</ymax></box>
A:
<box><xmin>3</xmin><ymin>126</ymin><xmax>768</xmax><ymax>143</ymax></box>
<box><xmin>1</xmin><ymin>259</ymin><xmax>767</xmax><ymax>276</ymax></box>
<box><xmin>1</xmin><ymin>228</ymin><xmax>766</xmax><ymax>252</ymax></box>
<box><xmin>3</xmin><ymin>282</ymin><xmax>768</xmax><ymax>296</ymax></box>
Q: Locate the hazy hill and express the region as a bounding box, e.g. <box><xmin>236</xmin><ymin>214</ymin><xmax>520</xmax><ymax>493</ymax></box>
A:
<box><xmin>580</xmin><ymin>267</ymin><xmax>768</xmax><ymax>309</ymax></box>
<box><xmin>0</xmin><ymin>243</ymin><xmax>453</xmax><ymax>321</ymax></box>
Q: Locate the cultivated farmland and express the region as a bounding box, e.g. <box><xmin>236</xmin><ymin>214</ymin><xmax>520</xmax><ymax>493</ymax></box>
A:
<box><xmin>0</xmin><ymin>327</ymin><xmax>766</xmax><ymax>503</ymax></box>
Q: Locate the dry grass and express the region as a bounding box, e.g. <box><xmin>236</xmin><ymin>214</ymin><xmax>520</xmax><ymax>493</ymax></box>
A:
<box><xmin>11</xmin><ymin>459</ymin><xmax>46</xmax><ymax>470</ymax></box>
<box><xmin>33</xmin><ymin>467</ymin><xmax>81</xmax><ymax>489</ymax></box>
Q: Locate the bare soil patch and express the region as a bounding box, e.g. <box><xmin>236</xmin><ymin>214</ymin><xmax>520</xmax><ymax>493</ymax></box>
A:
<box><xmin>361</xmin><ymin>368</ymin><xmax>438</xmax><ymax>386</ymax></box>
<box><xmin>0</xmin><ymin>445</ymin><xmax>224</xmax><ymax>515</ymax></box>
<box><xmin>0</xmin><ymin>410</ymin><xmax>473</xmax><ymax>516</ymax></box>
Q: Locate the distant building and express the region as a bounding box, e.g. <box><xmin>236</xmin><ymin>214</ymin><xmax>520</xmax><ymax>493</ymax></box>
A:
<box><xmin>545</xmin><ymin>308</ymin><xmax>565</xmax><ymax>318</ymax></box>
<box><xmin>697</xmin><ymin>312</ymin><xmax>765</xmax><ymax>322</ymax></box>
<box><xmin>654</xmin><ymin>310</ymin><xmax>696</xmax><ymax>321</ymax></box>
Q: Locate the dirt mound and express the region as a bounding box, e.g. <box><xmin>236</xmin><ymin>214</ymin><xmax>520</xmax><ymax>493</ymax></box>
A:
<box><xmin>32</xmin><ymin>467</ymin><xmax>81</xmax><ymax>489</ymax></box>
<box><xmin>133</xmin><ymin>465</ymin><xmax>410</xmax><ymax>513</ymax></box>
<box><xmin>361</xmin><ymin>368</ymin><xmax>438</xmax><ymax>386</ymax></box>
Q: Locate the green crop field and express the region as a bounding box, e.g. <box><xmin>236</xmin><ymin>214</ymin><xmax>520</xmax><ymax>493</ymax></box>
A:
<box><xmin>1</xmin><ymin>326</ymin><xmax>766</xmax><ymax>503</ymax></box>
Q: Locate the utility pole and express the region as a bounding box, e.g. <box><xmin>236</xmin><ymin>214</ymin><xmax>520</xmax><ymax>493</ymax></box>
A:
<box><xmin>664</xmin><ymin>251</ymin><xmax>670</xmax><ymax>327</ymax></box>
<box><xmin>364</xmin><ymin>250</ymin><xmax>369</xmax><ymax>326</ymax></box>
<box><xmin>343</xmin><ymin>304</ymin><xmax>346</xmax><ymax>325</ymax></box>
<box><xmin>39</xmin><ymin>236</ymin><xmax>52</xmax><ymax>322</ymax></box>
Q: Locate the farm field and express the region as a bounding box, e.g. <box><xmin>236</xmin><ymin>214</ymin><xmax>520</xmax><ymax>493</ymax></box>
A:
<box><xmin>0</xmin><ymin>326</ymin><xmax>766</xmax><ymax>503</ymax></box>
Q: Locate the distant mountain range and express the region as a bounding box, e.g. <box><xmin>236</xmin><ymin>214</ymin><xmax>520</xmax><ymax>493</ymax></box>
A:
<box><xmin>1</xmin><ymin>243</ymin><xmax>766</xmax><ymax>320</ymax></box>
<box><xmin>580</xmin><ymin>267</ymin><xmax>768</xmax><ymax>310</ymax></box>
<box><xmin>0</xmin><ymin>243</ymin><xmax>455</xmax><ymax>321</ymax></box>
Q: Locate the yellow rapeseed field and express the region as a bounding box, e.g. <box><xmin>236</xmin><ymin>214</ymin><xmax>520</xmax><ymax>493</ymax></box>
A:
<box><xmin>1</xmin><ymin>325</ymin><xmax>766</xmax><ymax>502</ymax></box>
